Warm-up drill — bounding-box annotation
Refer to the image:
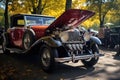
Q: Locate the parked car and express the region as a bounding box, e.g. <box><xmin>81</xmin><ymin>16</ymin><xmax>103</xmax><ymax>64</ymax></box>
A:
<box><xmin>109</xmin><ymin>26</ymin><xmax>120</xmax><ymax>48</ymax></box>
<box><xmin>2</xmin><ymin>9</ymin><xmax>102</xmax><ymax>73</ymax></box>
<box><xmin>108</xmin><ymin>26</ymin><xmax>120</xmax><ymax>55</ymax></box>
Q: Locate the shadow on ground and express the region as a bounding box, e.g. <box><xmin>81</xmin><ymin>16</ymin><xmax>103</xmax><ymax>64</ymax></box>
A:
<box><xmin>0</xmin><ymin>51</ymin><xmax>95</xmax><ymax>80</ymax></box>
<box><xmin>0</xmin><ymin>46</ymin><xmax>120</xmax><ymax>80</ymax></box>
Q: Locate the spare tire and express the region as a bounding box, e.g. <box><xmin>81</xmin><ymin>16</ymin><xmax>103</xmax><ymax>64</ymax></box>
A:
<box><xmin>22</xmin><ymin>30</ymin><xmax>35</xmax><ymax>50</ymax></box>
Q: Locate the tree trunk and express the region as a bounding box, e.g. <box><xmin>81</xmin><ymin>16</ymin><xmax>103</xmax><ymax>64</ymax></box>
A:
<box><xmin>65</xmin><ymin>0</ymin><xmax>72</xmax><ymax>11</ymax></box>
<box><xmin>37</xmin><ymin>0</ymin><xmax>46</xmax><ymax>14</ymax></box>
<box><xmin>4</xmin><ymin>0</ymin><xmax>9</xmax><ymax>32</ymax></box>
<box><xmin>98</xmin><ymin>0</ymin><xmax>104</xmax><ymax>28</ymax></box>
<box><xmin>37</xmin><ymin>0</ymin><xmax>42</xmax><ymax>14</ymax></box>
<box><xmin>100</xmin><ymin>19</ymin><xmax>104</xmax><ymax>28</ymax></box>
<box><xmin>31</xmin><ymin>7</ymin><xmax>37</xmax><ymax>14</ymax></box>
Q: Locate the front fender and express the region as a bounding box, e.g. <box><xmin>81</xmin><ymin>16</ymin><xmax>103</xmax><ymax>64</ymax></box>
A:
<box><xmin>32</xmin><ymin>36</ymin><xmax>62</xmax><ymax>47</ymax></box>
<box><xmin>2</xmin><ymin>32</ymin><xmax>11</xmax><ymax>47</ymax></box>
<box><xmin>90</xmin><ymin>36</ymin><xmax>102</xmax><ymax>45</ymax></box>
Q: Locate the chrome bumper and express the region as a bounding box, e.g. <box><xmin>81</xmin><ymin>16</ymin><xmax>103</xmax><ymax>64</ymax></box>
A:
<box><xmin>55</xmin><ymin>53</ymin><xmax>102</xmax><ymax>63</ymax></box>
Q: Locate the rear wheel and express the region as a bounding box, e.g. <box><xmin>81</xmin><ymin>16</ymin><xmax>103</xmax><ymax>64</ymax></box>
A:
<box><xmin>81</xmin><ymin>44</ymin><xmax>99</xmax><ymax>67</ymax></box>
<box><xmin>39</xmin><ymin>44</ymin><xmax>58</xmax><ymax>73</ymax></box>
<box><xmin>22</xmin><ymin>31</ymin><xmax>35</xmax><ymax>50</ymax></box>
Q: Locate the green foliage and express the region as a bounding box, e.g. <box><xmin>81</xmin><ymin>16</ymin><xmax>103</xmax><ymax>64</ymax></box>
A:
<box><xmin>0</xmin><ymin>0</ymin><xmax>120</xmax><ymax>29</ymax></box>
<box><xmin>8</xmin><ymin>0</ymin><xmax>66</xmax><ymax>17</ymax></box>
<box><xmin>108</xmin><ymin>0</ymin><xmax>120</xmax><ymax>26</ymax></box>
<box><xmin>0</xmin><ymin>8</ymin><xmax>4</xmax><ymax>26</ymax></box>
<box><xmin>42</xmin><ymin>0</ymin><xmax>65</xmax><ymax>17</ymax></box>
<box><xmin>86</xmin><ymin>0</ymin><xmax>120</xmax><ymax>28</ymax></box>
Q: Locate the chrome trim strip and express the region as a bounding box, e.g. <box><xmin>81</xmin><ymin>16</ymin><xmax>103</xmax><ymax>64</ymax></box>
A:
<box><xmin>63</xmin><ymin>41</ymin><xmax>84</xmax><ymax>44</ymax></box>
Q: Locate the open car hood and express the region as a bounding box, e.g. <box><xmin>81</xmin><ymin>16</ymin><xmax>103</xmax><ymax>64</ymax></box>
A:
<box><xmin>47</xmin><ymin>9</ymin><xmax>95</xmax><ymax>31</ymax></box>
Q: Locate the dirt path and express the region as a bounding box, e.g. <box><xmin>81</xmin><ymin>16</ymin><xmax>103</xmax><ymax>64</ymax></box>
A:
<box><xmin>0</xmin><ymin>46</ymin><xmax>120</xmax><ymax>80</ymax></box>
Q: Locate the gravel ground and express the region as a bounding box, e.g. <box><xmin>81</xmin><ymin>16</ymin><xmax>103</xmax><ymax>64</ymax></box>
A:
<box><xmin>0</xmin><ymin>46</ymin><xmax>120</xmax><ymax>80</ymax></box>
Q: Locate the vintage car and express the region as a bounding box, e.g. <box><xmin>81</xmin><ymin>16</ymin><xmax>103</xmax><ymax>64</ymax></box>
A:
<box><xmin>2</xmin><ymin>9</ymin><xmax>102</xmax><ymax>73</ymax></box>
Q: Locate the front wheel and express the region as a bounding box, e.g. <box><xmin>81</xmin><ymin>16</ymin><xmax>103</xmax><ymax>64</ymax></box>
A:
<box><xmin>39</xmin><ymin>44</ymin><xmax>58</xmax><ymax>73</ymax></box>
<box><xmin>81</xmin><ymin>44</ymin><xmax>99</xmax><ymax>67</ymax></box>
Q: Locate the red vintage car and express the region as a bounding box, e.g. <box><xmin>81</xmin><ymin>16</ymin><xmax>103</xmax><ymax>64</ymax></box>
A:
<box><xmin>2</xmin><ymin>9</ymin><xmax>102</xmax><ymax>73</ymax></box>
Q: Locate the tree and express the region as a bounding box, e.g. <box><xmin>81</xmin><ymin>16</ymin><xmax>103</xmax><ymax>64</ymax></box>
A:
<box><xmin>42</xmin><ymin>0</ymin><xmax>65</xmax><ymax>17</ymax></box>
<box><xmin>108</xmin><ymin>0</ymin><xmax>120</xmax><ymax>25</ymax></box>
<box><xmin>8</xmin><ymin>0</ymin><xmax>30</xmax><ymax>14</ymax></box>
<box><xmin>65</xmin><ymin>0</ymin><xmax>72</xmax><ymax>11</ymax></box>
<box><xmin>0</xmin><ymin>0</ymin><xmax>10</xmax><ymax>31</ymax></box>
<box><xmin>4</xmin><ymin>0</ymin><xmax>9</xmax><ymax>31</ymax></box>
<box><xmin>87</xmin><ymin>0</ymin><xmax>117</xmax><ymax>28</ymax></box>
<box><xmin>28</xmin><ymin>0</ymin><xmax>47</xmax><ymax>14</ymax></box>
<box><xmin>9</xmin><ymin>0</ymin><xmax>53</xmax><ymax>14</ymax></box>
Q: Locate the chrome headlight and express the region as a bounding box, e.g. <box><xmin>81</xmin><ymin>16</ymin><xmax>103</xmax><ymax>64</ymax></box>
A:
<box><xmin>59</xmin><ymin>31</ymin><xmax>69</xmax><ymax>42</ymax></box>
<box><xmin>84</xmin><ymin>32</ymin><xmax>91</xmax><ymax>41</ymax></box>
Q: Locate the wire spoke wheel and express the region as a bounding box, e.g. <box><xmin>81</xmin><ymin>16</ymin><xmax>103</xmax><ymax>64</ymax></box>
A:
<box><xmin>22</xmin><ymin>30</ymin><xmax>35</xmax><ymax>50</ymax></box>
<box><xmin>23</xmin><ymin>34</ymin><xmax>31</xmax><ymax>49</ymax></box>
<box><xmin>41</xmin><ymin>48</ymin><xmax>51</xmax><ymax>67</ymax></box>
<box><xmin>81</xmin><ymin>44</ymin><xmax>99</xmax><ymax>67</ymax></box>
<box><xmin>40</xmin><ymin>44</ymin><xmax>58</xmax><ymax>73</ymax></box>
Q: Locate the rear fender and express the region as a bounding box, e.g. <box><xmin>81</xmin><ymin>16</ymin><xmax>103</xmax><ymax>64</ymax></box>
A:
<box><xmin>2</xmin><ymin>32</ymin><xmax>9</xmax><ymax>42</ymax></box>
<box><xmin>2</xmin><ymin>32</ymin><xmax>11</xmax><ymax>47</ymax></box>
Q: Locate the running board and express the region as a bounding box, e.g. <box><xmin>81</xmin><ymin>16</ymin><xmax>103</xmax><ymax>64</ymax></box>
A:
<box><xmin>6</xmin><ymin>48</ymin><xmax>23</xmax><ymax>53</ymax></box>
<box><xmin>6</xmin><ymin>48</ymin><xmax>26</xmax><ymax>53</ymax></box>
<box><xmin>55</xmin><ymin>53</ymin><xmax>101</xmax><ymax>63</ymax></box>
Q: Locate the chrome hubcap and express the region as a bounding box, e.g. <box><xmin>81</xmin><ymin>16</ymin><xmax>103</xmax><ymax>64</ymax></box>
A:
<box><xmin>24</xmin><ymin>34</ymin><xmax>30</xmax><ymax>49</ymax></box>
<box><xmin>41</xmin><ymin>49</ymin><xmax>51</xmax><ymax>67</ymax></box>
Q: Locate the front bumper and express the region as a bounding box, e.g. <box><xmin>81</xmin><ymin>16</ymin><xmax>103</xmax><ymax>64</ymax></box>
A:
<box><xmin>55</xmin><ymin>53</ymin><xmax>102</xmax><ymax>63</ymax></box>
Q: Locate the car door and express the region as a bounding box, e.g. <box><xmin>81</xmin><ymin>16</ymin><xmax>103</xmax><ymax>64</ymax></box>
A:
<box><xmin>10</xmin><ymin>27</ymin><xmax>25</xmax><ymax>48</ymax></box>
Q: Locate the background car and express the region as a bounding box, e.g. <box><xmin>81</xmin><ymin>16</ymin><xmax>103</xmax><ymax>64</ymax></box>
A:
<box><xmin>109</xmin><ymin>26</ymin><xmax>120</xmax><ymax>48</ymax></box>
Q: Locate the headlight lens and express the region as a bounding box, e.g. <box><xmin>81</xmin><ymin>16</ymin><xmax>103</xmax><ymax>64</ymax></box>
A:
<box><xmin>59</xmin><ymin>31</ymin><xmax>69</xmax><ymax>42</ymax></box>
<box><xmin>84</xmin><ymin>32</ymin><xmax>91</xmax><ymax>41</ymax></box>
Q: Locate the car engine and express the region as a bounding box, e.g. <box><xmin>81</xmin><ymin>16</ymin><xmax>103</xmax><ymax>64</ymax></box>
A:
<box><xmin>58</xmin><ymin>28</ymin><xmax>86</xmax><ymax>54</ymax></box>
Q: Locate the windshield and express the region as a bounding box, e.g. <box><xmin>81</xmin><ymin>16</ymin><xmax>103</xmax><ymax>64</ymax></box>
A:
<box><xmin>25</xmin><ymin>16</ymin><xmax>55</xmax><ymax>26</ymax></box>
